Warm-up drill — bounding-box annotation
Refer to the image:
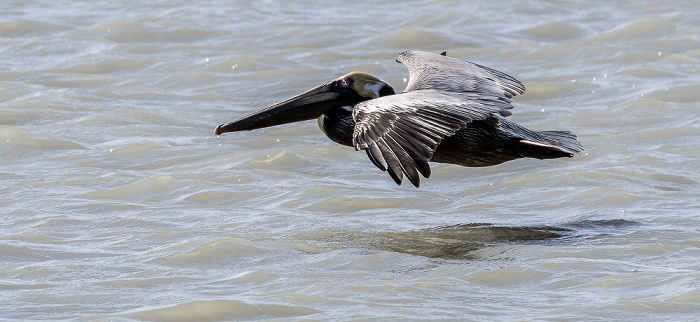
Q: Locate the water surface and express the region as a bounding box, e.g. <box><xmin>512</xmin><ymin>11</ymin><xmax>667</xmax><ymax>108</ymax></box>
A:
<box><xmin>2</xmin><ymin>0</ymin><xmax>700</xmax><ymax>320</ymax></box>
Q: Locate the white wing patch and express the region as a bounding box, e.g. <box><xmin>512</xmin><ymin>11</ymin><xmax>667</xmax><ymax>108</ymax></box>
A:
<box><xmin>519</xmin><ymin>140</ymin><xmax>552</xmax><ymax>148</ymax></box>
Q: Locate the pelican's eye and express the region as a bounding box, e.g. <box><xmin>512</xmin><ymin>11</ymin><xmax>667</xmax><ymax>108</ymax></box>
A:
<box><xmin>339</xmin><ymin>77</ymin><xmax>351</xmax><ymax>88</ymax></box>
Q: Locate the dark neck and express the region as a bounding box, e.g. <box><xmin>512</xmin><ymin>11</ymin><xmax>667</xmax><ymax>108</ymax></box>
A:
<box><xmin>317</xmin><ymin>106</ymin><xmax>355</xmax><ymax>147</ymax></box>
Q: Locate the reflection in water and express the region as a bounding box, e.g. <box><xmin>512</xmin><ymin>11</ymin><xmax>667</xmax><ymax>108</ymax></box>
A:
<box><xmin>375</xmin><ymin>224</ymin><xmax>573</xmax><ymax>259</ymax></box>
<box><xmin>304</xmin><ymin>219</ymin><xmax>640</xmax><ymax>260</ymax></box>
<box><xmin>564</xmin><ymin>219</ymin><xmax>640</xmax><ymax>230</ymax></box>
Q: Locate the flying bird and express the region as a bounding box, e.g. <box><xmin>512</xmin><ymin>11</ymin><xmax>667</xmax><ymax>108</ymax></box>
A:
<box><xmin>215</xmin><ymin>51</ymin><xmax>583</xmax><ymax>187</ymax></box>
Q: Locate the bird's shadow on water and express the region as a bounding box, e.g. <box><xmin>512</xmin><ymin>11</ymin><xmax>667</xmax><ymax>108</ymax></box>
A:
<box><xmin>301</xmin><ymin>219</ymin><xmax>640</xmax><ymax>260</ymax></box>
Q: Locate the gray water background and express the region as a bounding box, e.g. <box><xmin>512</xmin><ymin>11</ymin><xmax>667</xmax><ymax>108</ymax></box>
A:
<box><xmin>2</xmin><ymin>0</ymin><xmax>699</xmax><ymax>320</ymax></box>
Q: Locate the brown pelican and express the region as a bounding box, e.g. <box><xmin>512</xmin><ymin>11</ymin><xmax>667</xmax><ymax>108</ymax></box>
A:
<box><xmin>215</xmin><ymin>51</ymin><xmax>584</xmax><ymax>187</ymax></box>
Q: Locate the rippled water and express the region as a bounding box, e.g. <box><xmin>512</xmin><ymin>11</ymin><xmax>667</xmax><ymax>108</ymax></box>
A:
<box><xmin>2</xmin><ymin>0</ymin><xmax>700</xmax><ymax>320</ymax></box>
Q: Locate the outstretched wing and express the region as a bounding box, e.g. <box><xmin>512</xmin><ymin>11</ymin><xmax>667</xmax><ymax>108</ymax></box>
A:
<box><xmin>351</xmin><ymin>51</ymin><xmax>526</xmax><ymax>187</ymax></box>
<box><xmin>396</xmin><ymin>51</ymin><xmax>525</xmax><ymax>98</ymax></box>
<box><xmin>352</xmin><ymin>89</ymin><xmax>513</xmax><ymax>187</ymax></box>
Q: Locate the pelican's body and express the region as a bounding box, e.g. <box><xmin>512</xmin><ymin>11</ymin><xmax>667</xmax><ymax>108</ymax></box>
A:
<box><xmin>216</xmin><ymin>51</ymin><xmax>584</xmax><ymax>187</ymax></box>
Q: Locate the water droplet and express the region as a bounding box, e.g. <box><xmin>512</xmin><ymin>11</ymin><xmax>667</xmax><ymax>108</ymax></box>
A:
<box><xmin>402</xmin><ymin>78</ymin><xmax>407</xmax><ymax>83</ymax></box>
<box><xmin>658</xmin><ymin>51</ymin><xmax>662</xmax><ymax>56</ymax></box>
<box><xmin>490</xmin><ymin>183</ymin><xmax>493</xmax><ymax>186</ymax></box>
<box><xmin>205</xmin><ymin>57</ymin><xmax>209</xmax><ymax>63</ymax></box>
<box><xmin>603</xmin><ymin>74</ymin><xmax>607</xmax><ymax>78</ymax></box>
<box><xmin>232</xmin><ymin>64</ymin><xmax>238</xmax><ymax>69</ymax></box>
<box><xmin>276</xmin><ymin>139</ymin><xmax>280</xmax><ymax>142</ymax></box>
<box><xmin>632</xmin><ymin>84</ymin><xmax>636</xmax><ymax>88</ymax></box>
<box><xmin>592</xmin><ymin>90</ymin><xmax>595</xmax><ymax>94</ymax></box>
<box><xmin>571</xmin><ymin>79</ymin><xmax>576</xmax><ymax>83</ymax></box>
<box><xmin>593</xmin><ymin>76</ymin><xmax>597</xmax><ymax>81</ymax></box>
<box><xmin>541</xmin><ymin>108</ymin><xmax>545</xmax><ymax>112</ymax></box>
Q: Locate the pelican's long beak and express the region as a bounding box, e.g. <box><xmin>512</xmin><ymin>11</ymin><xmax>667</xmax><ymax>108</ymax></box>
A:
<box><xmin>216</xmin><ymin>82</ymin><xmax>349</xmax><ymax>135</ymax></box>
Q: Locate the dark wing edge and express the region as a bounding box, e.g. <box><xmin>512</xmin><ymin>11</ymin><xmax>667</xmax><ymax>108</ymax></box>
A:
<box><xmin>352</xmin><ymin>90</ymin><xmax>513</xmax><ymax>187</ymax></box>
<box><xmin>396</xmin><ymin>50</ymin><xmax>525</xmax><ymax>99</ymax></box>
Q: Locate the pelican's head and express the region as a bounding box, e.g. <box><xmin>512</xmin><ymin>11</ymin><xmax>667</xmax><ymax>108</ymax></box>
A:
<box><xmin>215</xmin><ymin>72</ymin><xmax>395</xmax><ymax>135</ymax></box>
<box><xmin>342</xmin><ymin>72</ymin><xmax>396</xmax><ymax>99</ymax></box>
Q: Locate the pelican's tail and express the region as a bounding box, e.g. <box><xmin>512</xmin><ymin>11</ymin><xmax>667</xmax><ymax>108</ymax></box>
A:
<box><xmin>497</xmin><ymin>117</ymin><xmax>584</xmax><ymax>159</ymax></box>
<box><xmin>519</xmin><ymin>130</ymin><xmax>584</xmax><ymax>159</ymax></box>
